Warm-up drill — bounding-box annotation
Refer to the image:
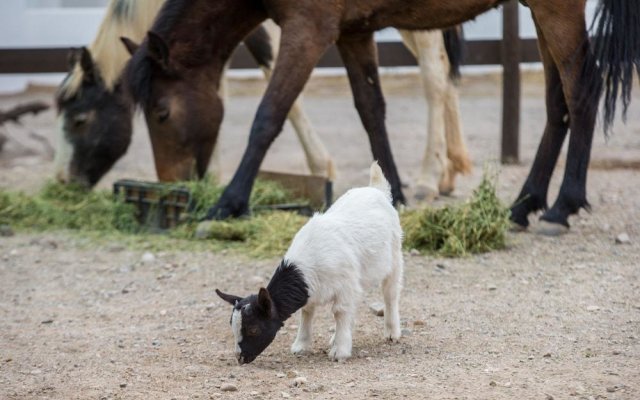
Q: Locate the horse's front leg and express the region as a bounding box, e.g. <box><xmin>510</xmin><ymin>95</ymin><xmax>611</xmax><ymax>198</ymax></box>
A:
<box><xmin>337</xmin><ymin>33</ymin><xmax>406</xmax><ymax>206</ymax></box>
<box><xmin>205</xmin><ymin>21</ymin><xmax>337</xmax><ymax>219</ymax></box>
<box><xmin>246</xmin><ymin>21</ymin><xmax>335</xmax><ymax>179</ymax></box>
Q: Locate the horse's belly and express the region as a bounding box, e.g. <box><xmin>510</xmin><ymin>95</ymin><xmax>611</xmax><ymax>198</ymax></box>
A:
<box><xmin>342</xmin><ymin>0</ymin><xmax>504</xmax><ymax>32</ymax></box>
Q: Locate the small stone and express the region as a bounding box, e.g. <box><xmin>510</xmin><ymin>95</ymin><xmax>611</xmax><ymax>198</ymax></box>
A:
<box><xmin>141</xmin><ymin>252</ymin><xmax>156</xmax><ymax>263</ymax></box>
<box><xmin>276</xmin><ymin>372</ymin><xmax>286</xmax><ymax>378</ymax></box>
<box><xmin>281</xmin><ymin>392</ymin><xmax>290</xmax><ymax>398</ymax></box>
<box><xmin>369</xmin><ymin>302</ymin><xmax>385</xmax><ymax>317</ymax></box>
<box><xmin>489</xmin><ymin>381</ymin><xmax>497</xmax><ymax>387</ymax></box>
<box><xmin>436</xmin><ymin>263</ymin><xmax>446</xmax><ymax>269</ymax></box>
<box><xmin>586</xmin><ymin>305</ymin><xmax>600</xmax><ymax>312</ymax></box>
<box><xmin>401</xmin><ymin>328</ymin><xmax>412</xmax><ymax>336</ymax></box>
<box><xmin>545</xmin><ymin>395</ymin><xmax>554</xmax><ymax>400</ymax></box>
<box><xmin>543</xmin><ymin>353</ymin><xmax>552</xmax><ymax>358</ymax></box>
<box><xmin>292</xmin><ymin>376</ymin><xmax>307</xmax><ymax>387</ymax></box>
<box><xmin>413</xmin><ymin>320</ymin><xmax>425</xmax><ymax>326</ymax></box>
<box><xmin>0</xmin><ymin>225</ymin><xmax>14</xmax><ymax>237</ymax></box>
<box><xmin>606</xmin><ymin>384</ymin><xmax>624</xmax><ymax>393</ymax></box>
<box><xmin>160</xmin><ymin>309</ymin><xmax>167</xmax><ymax>316</ymax></box>
<box><xmin>41</xmin><ymin>319</ymin><xmax>54</xmax><ymax>324</ymax></box>
<box><xmin>615</xmin><ymin>233</ymin><xmax>630</xmax><ymax>244</ymax></box>
<box><xmin>220</xmin><ymin>384</ymin><xmax>237</xmax><ymax>392</ymax></box>
<box><xmin>528</xmin><ymin>355</ymin><xmax>534</xmax><ymax>360</ymax></box>
<box><xmin>409</xmin><ymin>249</ymin><xmax>420</xmax><ymax>256</ymax></box>
<box><xmin>119</xmin><ymin>383</ymin><xmax>127</xmax><ymax>388</ymax></box>
<box><xmin>286</xmin><ymin>370</ymin><xmax>299</xmax><ymax>378</ymax></box>
<box><xmin>30</xmin><ymin>369</ymin><xmax>42</xmax><ymax>375</ymax></box>
<box><xmin>487</xmin><ymin>284</ymin><xmax>497</xmax><ymax>291</ymax></box>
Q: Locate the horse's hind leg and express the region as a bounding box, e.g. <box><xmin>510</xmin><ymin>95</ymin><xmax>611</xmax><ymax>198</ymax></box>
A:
<box><xmin>510</xmin><ymin>15</ymin><xmax>570</xmax><ymax>229</ymax></box>
<box><xmin>441</xmin><ymin>75</ymin><xmax>472</xmax><ymax>196</ymax></box>
<box><xmin>527</xmin><ymin>2</ymin><xmax>598</xmax><ymax>234</ymax></box>
<box><xmin>337</xmin><ymin>33</ymin><xmax>406</xmax><ymax>205</ymax></box>
<box><xmin>400</xmin><ymin>30</ymin><xmax>448</xmax><ymax>202</ymax></box>
<box><xmin>246</xmin><ymin>21</ymin><xmax>335</xmax><ymax>179</ymax></box>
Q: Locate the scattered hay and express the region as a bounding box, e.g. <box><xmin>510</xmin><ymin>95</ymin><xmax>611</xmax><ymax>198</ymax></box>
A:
<box><xmin>0</xmin><ymin>174</ymin><xmax>510</xmax><ymax>259</ymax></box>
<box><xmin>401</xmin><ymin>174</ymin><xmax>511</xmax><ymax>257</ymax></box>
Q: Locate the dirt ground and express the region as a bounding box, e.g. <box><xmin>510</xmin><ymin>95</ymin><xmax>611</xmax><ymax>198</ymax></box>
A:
<box><xmin>1</xmin><ymin>70</ymin><xmax>639</xmax><ymax>399</ymax></box>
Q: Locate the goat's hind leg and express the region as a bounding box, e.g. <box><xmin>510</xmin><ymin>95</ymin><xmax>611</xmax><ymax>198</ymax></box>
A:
<box><xmin>382</xmin><ymin>252</ymin><xmax>402</xmax><ymax>342</ymax></box>
<box><xmin>291</xmin><ymin>305</ymin><xmax>315</xmax><ymax>355</ymax></box>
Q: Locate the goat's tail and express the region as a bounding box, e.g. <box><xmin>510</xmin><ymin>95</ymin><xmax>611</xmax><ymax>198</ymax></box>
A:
<box><xmin>369</xmin><ymin>161</ymin><xmax>392</xmax><ymax>201</ymax></box>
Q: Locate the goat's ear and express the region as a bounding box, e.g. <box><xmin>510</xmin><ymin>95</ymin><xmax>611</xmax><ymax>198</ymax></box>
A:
<box><xmin>215</xmin><ymin>289</ymin><xmax>242</xmax><ymax>306</ymax></box>
<box><xmin>120</xmin><ymin>36</ymin><xmax>140</xmax><ymax>56</ymax></box>
<box><xmin>79</xmin><ymin>47</ymin><xmax>97</xmax><ymax>84</ymax></box>
<box><xmin>257</xmin><ymin>287</ymin><xmax>273</xmax><ymax>318</ymax></box>
<box><xmin>146</xmin><ymin>31</ymin><xmax>170</xmax><ymax>71</ymax></box>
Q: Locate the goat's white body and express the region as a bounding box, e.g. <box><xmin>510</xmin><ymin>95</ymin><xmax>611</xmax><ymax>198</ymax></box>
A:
<box><xmin>285</xmin><ymin>162</ymin><xmax>403</xmax><ymax>360</ymax></box>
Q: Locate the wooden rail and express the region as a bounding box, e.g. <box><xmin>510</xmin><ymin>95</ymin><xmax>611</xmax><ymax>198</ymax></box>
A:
<box><xmin>0</xmin><ymin>39</ymin><xmax>540</xmax><ymax>73</ymax></box>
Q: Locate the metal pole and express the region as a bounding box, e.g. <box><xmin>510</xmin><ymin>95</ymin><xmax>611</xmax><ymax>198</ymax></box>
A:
<box><xmin>501</xmin><ymin>0</ymin><xmax>521</xmax><ymax>164</ymax></box>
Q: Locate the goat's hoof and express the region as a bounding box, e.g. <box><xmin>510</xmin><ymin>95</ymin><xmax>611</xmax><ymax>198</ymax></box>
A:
<box><xmin>328</xmin><ymin>346</ymin><xmax>351</xmax><ymax>362</ymax></box>
<box><xmin>291</xmin><ymin>342</ymin><xmax>312</xmax><ymax>355</ymax></box>
<box><xmin>534</xmin><ymin>220</ymin><xmax>569</xmax><ymax>236</ymax></box>
<box><xmin>385</xmin><ymin>330</ymin><xmax>401</xmax><ymax>343</ymax></box>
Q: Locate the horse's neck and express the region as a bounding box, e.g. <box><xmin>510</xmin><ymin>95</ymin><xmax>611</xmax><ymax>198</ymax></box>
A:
<box><xmin>90</xmin><ymin>0</ymin><xmax>166</xmax><ymax>91</ymax></box>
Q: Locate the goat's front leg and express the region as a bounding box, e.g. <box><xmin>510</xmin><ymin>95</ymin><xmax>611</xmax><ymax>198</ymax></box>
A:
<box><xmin>291</xmin><ymin>305</ymin><xmax>315</xmax><ymax>355</ymax></box>
<box><xmin>329</xmin><ymin>301</ymin><xmax>356</xmax><ymax>361</ymax></box>
<box><xmin>337</xmin><ymin>33</ymin><xmax>406</xmax><ymax>206</ymax></box>
<box><xmin>204</xmin><ymin>21</ymin><xmax>337</xmax><ymax>219</ymax></box>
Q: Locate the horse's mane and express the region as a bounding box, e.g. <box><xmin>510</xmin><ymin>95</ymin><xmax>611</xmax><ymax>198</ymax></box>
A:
<box><xmin>126</xmin><ymin>0</ymin><xmax>194</xmax><ymax>107</ymax></box>
<box><xmin>58</xmin><ymin>0</ymin><xmax>165</xmax><ymax>100</ymax></box>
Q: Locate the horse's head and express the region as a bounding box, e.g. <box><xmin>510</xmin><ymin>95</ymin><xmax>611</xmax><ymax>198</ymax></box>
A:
<box><xmin>124</xmin><ymin>32</ymin><xmax>223</xmax><ymax>182</ymax></box>
<box><xmin>54</xmin><ymin>47</ymin><xmax>133</xmax><ymax>187</ymax></box>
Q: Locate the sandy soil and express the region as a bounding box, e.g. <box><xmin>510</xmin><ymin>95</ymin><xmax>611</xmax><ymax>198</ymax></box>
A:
<box><xmin>1</xmin><ymin>70</ymin><xmax>639</xmax><ymax>399</ymax></box>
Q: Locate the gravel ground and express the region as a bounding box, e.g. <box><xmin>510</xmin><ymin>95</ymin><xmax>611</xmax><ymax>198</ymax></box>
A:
<box><xmin>0</xmin><ymin>70</ymin><xmax>639</xmax><ymax>399</ymax></box>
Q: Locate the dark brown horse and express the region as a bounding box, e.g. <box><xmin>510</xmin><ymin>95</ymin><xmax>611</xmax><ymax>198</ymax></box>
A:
<box><xmin>126</xmin><ymin>0</ymin><xmax>639</xmax><ymax>233</ymax></box>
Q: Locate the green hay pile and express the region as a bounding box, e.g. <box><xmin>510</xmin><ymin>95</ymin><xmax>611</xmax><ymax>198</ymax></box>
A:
<box><xmin>401</xmin><ymin>174</ymin><xmax>511</xmax><ymax>257</ymax></box>
<box><xmin>0</xmin><ymin>182</ymin><xmax>138</xmax><ymax>232</ymax></box>
<box><xmin>0</xmin><ymin>174</ymin><xmax>510</xmax><ymax>259</ymax></box>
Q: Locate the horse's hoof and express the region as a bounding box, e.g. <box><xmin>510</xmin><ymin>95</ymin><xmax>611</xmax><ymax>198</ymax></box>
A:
<box><xmin>534</xmin><ymin>220</ymin><xmax>569</xmax><ymax>236</ymax></box>
<box><xmin>509</xmin><ymin>221</ymin><xmax>527</xmax><ymax>233</ymax></box>
<box><xmin>414</xmin><ymin>185</ymin><xmax>438</xmax><ymax>202</ymax></box>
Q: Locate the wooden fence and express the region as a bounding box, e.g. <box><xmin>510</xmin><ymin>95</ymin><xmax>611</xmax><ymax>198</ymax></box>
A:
<box><xmin>0</xmin><ymin>1</ymin><xmax>533</xmax><ymax>163</ymax></box>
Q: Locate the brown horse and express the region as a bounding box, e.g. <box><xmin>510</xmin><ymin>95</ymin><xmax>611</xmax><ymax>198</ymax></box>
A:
<box><xmin>126</xmin><ymin>0</ymin><xmax>639</xmax><ymax>233</ymax></box>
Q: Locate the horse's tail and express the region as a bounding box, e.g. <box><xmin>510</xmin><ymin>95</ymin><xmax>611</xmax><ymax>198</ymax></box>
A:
<box><xmin>442</xmin><ymin>26</ymin><xmax>464</xmax><ymax>81</ymax></box>
<box><xmin>590</xmin><ymin>0</ymin><xmax>640</xmax><ymax>131</ymax></box>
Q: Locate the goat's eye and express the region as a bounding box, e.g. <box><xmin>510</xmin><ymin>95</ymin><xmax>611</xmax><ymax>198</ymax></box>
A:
<box><xmin>247</xmin><ymin>326</ymin><xmax>260</xmax><ymax>336</ymax></box>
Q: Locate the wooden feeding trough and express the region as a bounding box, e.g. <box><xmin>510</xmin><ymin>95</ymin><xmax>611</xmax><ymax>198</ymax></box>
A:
<box><xmin>113</xmin><ymin>171</ymin><xmax>332</xmax><ymax>231</ymax></box>
<box><xmin>113</xmin><ymin>179</ymin><xmax>192</xmax><ymax>230</ymax></box>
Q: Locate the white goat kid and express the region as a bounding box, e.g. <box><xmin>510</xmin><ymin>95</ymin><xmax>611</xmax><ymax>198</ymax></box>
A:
<box><xmin>216</xmin><ymin>162</ymin><xmax>403</xmax><ymax>364</ymax></box>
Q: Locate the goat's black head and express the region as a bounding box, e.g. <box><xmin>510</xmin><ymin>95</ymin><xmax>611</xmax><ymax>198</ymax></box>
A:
<box><xmin>216</xmin><ymin>287</ymin><xmax>283</xmax><ymax>364</ymax></box>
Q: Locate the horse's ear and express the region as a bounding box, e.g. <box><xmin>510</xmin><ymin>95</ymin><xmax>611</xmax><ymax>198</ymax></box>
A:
<box><xmin>79</xmin><ymin>47</ymin><xmax>97</xmax><ymax>84</ymax></box>
<box><xmin>146</xmin><ymin>31</ymin><xmax>170</xmax><ymax>71</ymax></box>
<box><xmin>67</xmin><ymin>48</ymin><xmax>79</xmax><ymax>71</ymax></box>
<box><xmin>215</xmin><ymin>289</ymin><xmax>242</xmax><ymax>306</ymax></box>
<box><xmin>120</xmin><ymin>36</ymin><xmax>140</xmax><ymax>56</ymax></box>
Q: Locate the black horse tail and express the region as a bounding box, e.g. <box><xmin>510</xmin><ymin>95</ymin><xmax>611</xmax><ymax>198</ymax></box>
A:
<box><xmin>442</xmin><ymin>26</ymin><xmax>464</xmax><ymax>82</ymax></box>
<box><xmin>590</xmin><ymin>0</ymin><xmax>640</xmax><ymax>131</ymax></box>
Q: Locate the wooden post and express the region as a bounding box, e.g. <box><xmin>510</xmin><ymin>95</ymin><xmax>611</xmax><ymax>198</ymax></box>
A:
<box><xmin>501</xmin><ymin>0</ymin><xmax>521</xmax><ymax>164</ymax></box>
